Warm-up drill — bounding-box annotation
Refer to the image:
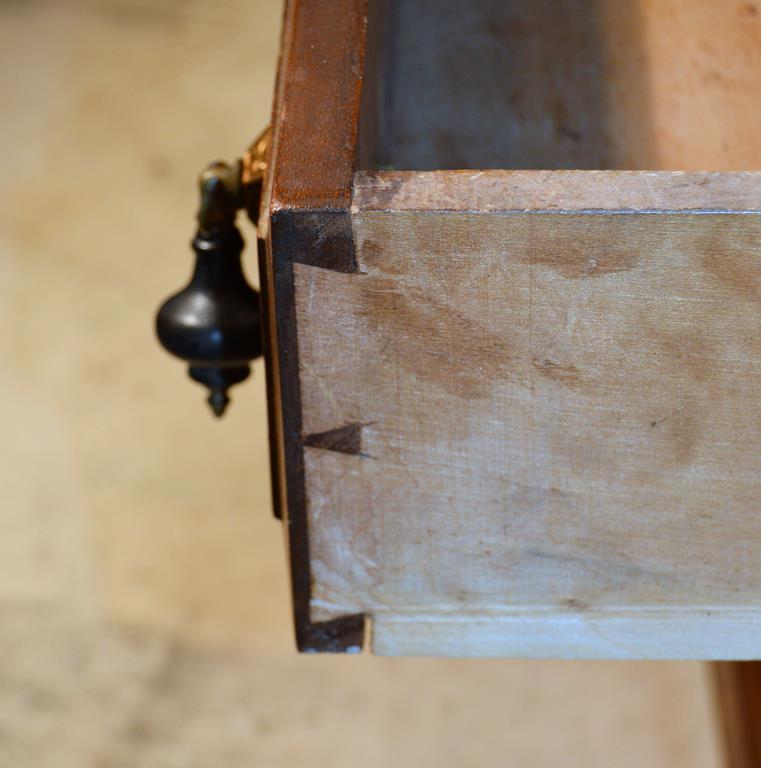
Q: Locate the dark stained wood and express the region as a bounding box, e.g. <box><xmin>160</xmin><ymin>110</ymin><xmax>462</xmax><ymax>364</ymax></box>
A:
<box><xmin>256</xmin><ymin>237</ymin><xmax>283</xmax><ymax>520</ymax></box>
<box><xmin>269</xmin><ymin>212</ymin><xmax>365</xmax><ymax>652</ymax></box>
<box><xmin>270</xmin><ymin>0</ymin><xmax>368</xmax><ymax>209</ymax></box>
<box><xmin>282</xmin><ymin>210</ymin><xmax>357</xmax><ymax>274</ymax></box>
<box><xmin>304</xmin><ymin>423</ymin><xmax>365</xmax><ymax>456</ymax></box>
<box><xmin>713</xmin><ymin>663</ymin><xmax>761</xmax><ymax>768</ymax></box>
<box><xmin>264</xmin><ymin>0</ymin><xmax>368</xmax><ymax>652</ymax></box>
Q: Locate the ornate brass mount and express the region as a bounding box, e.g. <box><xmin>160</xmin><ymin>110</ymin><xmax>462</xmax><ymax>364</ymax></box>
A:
<box><xmin>156</xmin><ymin>127</ymin><xmax>270</xmax><ymax>417</ymax></box>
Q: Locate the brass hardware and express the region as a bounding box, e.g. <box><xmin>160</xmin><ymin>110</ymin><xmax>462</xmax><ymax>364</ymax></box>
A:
<box><xmin>242</xmin><ymin>125</ymin><xmax>271</xmax><ymax>221</ymax></box>
<box><xmin>242</xmin><ymin>125</ymin><xmax>271</xmax><ymax>187</ymax></box>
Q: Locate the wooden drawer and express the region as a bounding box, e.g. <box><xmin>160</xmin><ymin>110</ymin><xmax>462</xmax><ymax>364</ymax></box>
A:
<box><xmin>260</xmin><ymin>0</ymin><xmax>761</xmax><ymax>657</ymax></box>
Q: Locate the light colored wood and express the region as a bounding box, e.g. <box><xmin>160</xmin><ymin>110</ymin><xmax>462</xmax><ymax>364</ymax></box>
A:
<box><xmin>295</xmin><ymin>170</ymin><xmax>761</xmax><ymax>657</ymax></box>
<box><xmin>361</xmin><ymin>0</ymin><xmax>761</xmax><ymax>171</ymax></box>
<box><xmin>353</xmin><ymin>170</ymin><xmax>761</xmax><ymax>212</ymax></box>
<box><xmin>373</xmin><ymin>615</ymin><xmax>761</xmax><ymax>659</ymax></box>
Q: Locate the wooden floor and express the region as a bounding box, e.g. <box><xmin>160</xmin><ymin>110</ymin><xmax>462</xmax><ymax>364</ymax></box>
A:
<box><xmin>0</xmin><ymin>0</ymin><xmax>726</xmax><ymax>765</ymax></box>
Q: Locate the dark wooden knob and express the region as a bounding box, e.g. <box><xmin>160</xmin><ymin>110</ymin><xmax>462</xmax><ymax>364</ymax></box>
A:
<box><xmin>156</xmin><ymin>161</ymin><xmax>262</xmax><ymax>417</ymax></box>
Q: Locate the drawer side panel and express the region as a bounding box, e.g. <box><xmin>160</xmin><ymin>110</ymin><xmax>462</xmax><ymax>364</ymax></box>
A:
<box><xmin>294</xmin><ymin>171</ymin><xmax>761</xmax><ymax>656</ymax></box>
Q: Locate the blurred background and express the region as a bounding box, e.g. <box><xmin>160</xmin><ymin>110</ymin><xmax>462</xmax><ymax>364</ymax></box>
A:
<box><xmin>0</xmin><ymin>0</ymin><xmax>724</xmax><ymax>765</ymax></box>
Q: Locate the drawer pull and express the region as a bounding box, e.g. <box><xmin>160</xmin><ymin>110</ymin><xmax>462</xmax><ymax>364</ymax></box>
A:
<box><xmin>155</xmin><ymin>128</ymin><xmax>270</xmax><ymax>417</ymax></box>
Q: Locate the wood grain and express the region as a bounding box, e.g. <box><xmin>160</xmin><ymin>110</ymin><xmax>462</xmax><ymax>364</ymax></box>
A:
<box><xmin>359</xmin><ymin>0</ymin><xmax>761</xmax><ymax>171</ymax></box>
<box><xmin>269</xmin><ymin>0</ymin><xmax>367</xmax><ymax>210</ymax></box>
<box><xmin>374</xmin><ymin>615</ymin><xmax>761</xmax><ymax>659</ymax></box>
<box><xmin>353</xmin><ymin>170</ymin><xmax>761</xmax><ymax>212</ymax></box>
<box><xmin>265</xmin><ymin>0</ymin><xmax>761</xmax><ymax>656</ymax></box>
<box><xmin>294</xmin><ymin>170</ymin><xmax>761</xmax><ymax>656</ymax></box>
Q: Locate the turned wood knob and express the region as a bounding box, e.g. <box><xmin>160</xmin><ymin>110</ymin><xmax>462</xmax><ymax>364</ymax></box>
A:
<box><xmin>156</xmin><ymin>160</ymin><xmax>262</xmax><ymax>417</ymax></box>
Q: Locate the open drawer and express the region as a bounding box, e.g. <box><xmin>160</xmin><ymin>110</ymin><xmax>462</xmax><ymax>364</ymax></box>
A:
<box><xmin>260</xmin><ymin>0</ymin><xmax>761</xmax><ymax>657</ymax></box>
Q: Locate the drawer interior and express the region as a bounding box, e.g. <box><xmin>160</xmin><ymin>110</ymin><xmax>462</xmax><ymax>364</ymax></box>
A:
<box><xmin>358</xmin><ymin>0</ymin><xmax>761</xmax><ymax>172</ymax></box>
